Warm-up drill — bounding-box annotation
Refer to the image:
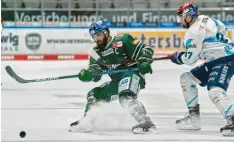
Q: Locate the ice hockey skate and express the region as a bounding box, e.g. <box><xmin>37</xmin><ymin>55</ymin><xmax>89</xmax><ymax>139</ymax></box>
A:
<box><xmin>220</xmin><ymin>115</ymin><xmax>234</xmax><ymax>136</ymax></box>
<box><xmin>132</xmin><ymin>117</ymin><xmax>157</xmax><ymax>134</ymax></box>
<box><xmin>69</xmin><ymin>115</ymin><xmax>96</xmax><ymax>133</ymax></box>
<box><xmin>176</xmin><ymin>104</ymin><xmax>201</xmax><ymax>130</ymax></box>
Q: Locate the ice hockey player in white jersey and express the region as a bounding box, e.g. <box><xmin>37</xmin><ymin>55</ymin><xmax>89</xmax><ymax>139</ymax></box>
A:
<box><xmin>171</xmin><ymin>0</ymin><xmax>234</xmax><ymax>136</ymax></box>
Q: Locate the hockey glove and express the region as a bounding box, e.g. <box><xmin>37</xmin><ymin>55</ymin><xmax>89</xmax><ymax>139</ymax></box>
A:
<box><xmin>139</xmin><ymin>62</ymin><xmax>153</xmax><ymax>75</ymax></box>
<box><xmin>78</xmin><ymin>69</ymin><xmax>94</xmax><ymax>82</ymax></box>
<box><xmin>171</xmin><ymin>51</ymin><xmax>185</xmax><ymax>65</ymax></box>
<box><xmin>137</xmin><ymin>47</ymin><xmax>154</xmax><ymax>75</ymax></box>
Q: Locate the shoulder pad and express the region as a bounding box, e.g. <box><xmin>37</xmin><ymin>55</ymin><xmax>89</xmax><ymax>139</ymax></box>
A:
<box><xmin>189</xmin><ymin>16</ymin><xmax>207</xmax><ymax>36</ymax></box>
<box><xmin>114</xmin><ymin>33</ymin><xmax>133</xmax><ymax>40</ymax></box>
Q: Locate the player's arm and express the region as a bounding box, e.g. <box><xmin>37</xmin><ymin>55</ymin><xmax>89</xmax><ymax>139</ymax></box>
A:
<box><xmin>122</xmin><ymin>34</ymin><xmax>154</xmax><ymax>61</ymax></box>
<box><xmin>171</xmin><ymin>30</ymin><xmax>205</xmax><ymax>66</ymax></box>
<box><xmin>122</xmin><ymin>34</ymin><xmax>154</xmax><ymax>74</ymax></box>
<box><xmin>214</xmin><ymin>18</ymin><xmax>228</xmax><ymax>36</ymax></box>
<box><xmin>88</xmin><ymin>57</ymin><xmax>103</xmax><ymax>82</ymax></box>
<box><xmin>78</xmin><ymin>54</ymin><xmax>103</xmax><ymax>82</ymax></box>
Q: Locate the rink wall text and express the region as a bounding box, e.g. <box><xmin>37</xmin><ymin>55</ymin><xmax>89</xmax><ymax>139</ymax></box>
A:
<box><xmin>1</xmin><ymin>28</ymin><xmax>234</xmax><ymax>60</ymax></box>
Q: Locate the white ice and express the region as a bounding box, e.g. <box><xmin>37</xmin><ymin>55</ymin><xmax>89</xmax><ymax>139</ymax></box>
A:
<box><xmin>1</xmin><ymin>60</ymin><xmax>234</xmax><ymax>142</ymax></box>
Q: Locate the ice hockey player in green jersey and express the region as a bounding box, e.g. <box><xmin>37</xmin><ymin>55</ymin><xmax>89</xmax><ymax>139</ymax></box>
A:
<box><xmin>69</xmin><ymin>20</ymin><xmax>156</xmax><ymax>134</ymax></box>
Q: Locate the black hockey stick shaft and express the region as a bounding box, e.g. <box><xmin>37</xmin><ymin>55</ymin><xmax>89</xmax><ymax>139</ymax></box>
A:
<box><xmin>5</xmin><ymin>56</ymin><xmax>171</xmax><ymax>83</ymax></box>
<box><xmin>5</xmin><ymin>66</ymin><xmax>78</xmax><ymax>83</ymax></box>
<box><xmin>5</xmin><ymin>66</ymin><xmax>140</xmax><ymax>83</ymax></box>
<box><xmin>97</xmin><ymin>55</ymin><xmax>172</xmax><ymax>65</ymax></box>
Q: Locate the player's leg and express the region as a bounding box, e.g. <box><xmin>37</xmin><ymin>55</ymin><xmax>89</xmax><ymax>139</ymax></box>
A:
<box><xmin>84</xmin><ymin>81</ymin><xmax>118</xmax><ymax>115</ymax></box>
<box><xmin>207</xmin><ymin>61</ymin><xmax>234</xmax><ymax>136</ymax></box>
<box><xmin>117</xmin><ymin>73</ymin><xmax>156</xmax><ymax>134</ymax></box>
<box><xmin>70</xmin><ymin>81</ymin><xmax>118</xmax><ymax>132</ymax></box>
<box><xmin>176</xmin><ymin>64</ymin><xmax>209</xmax><ymax>130</ymax></box>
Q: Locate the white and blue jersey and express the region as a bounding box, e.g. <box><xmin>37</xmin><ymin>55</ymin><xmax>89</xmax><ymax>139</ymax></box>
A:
<box><xmin>181</xmin><ymin>15</ymin><xmax>234</xmax><ymax>65</ymax></box>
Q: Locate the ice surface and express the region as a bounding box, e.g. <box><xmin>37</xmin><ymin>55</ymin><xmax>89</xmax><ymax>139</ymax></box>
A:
<box><xmin>1</xmin><ymin>60</ymin><xmax>234</xmax><ymax>142</ymax></box>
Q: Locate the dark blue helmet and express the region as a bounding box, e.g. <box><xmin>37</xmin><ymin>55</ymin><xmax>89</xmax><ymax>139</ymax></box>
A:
<box><xmin>89</xmin><ymin>20</ymin><xmax>108</xmax><ymax>35</ymax></box>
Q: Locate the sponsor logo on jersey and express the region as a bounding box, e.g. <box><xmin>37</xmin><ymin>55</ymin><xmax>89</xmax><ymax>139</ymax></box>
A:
<box><xmin>113</xmin><ymin>41</ymin><xmax>123</xmax><ymax>48</ymax></box>
<box><xmin>118</xmin><ymin>77</ymin><xmax>131</xmax><ymax>93</ymax></box>
<box><xmin>185</xmin><ymin>39</ymin><xmax>193</xmax><ymax>49</ymax></box>
<box><xmin>202</xmin><ymin>18</ymin><xmax>209</xmax><ymax>23</ymax></box>
<box><xmin>199</xmin><ymin>25</ymin><xmax>205</xmax><ymax>30</ymax></box>
<box><xmin>106</xmin><ymin>64</ymin><xmax>120</xmax><ymax>70</ymax></box>
<box><xmin>209</xmin><ymin>71</ymin><xmax>218</xmax><ymax>76</ymax></box>
<box><xmin>120</xmin><ymin>78</ymin><xmax>129</xmax><ymax>85</ymax></box>
<box><xmin>188</xmin><ymin>44</ymin><xmax>196</xmax><ymax>49</ymax></box>
<box><xmin>213</xmin><ymin>65</ymin><xmax>221</xmax><ymax>69</ymax></box>
<box><xmin>101</xmin><ymin>48</ymin><xmax>114</xmax><ymax>56</ymax></box>
<box><xmin>219</xmin><ymin>65</ymin><xmax>228</xmax><ymax>84</ymax></box>
<box><xmin>224</xmin><ymin>43</ymin><xmax>234</xmax><ymax>55</ymax></box>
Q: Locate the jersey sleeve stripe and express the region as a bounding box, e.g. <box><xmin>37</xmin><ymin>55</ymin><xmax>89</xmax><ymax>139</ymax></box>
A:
<box><xmin>132</xmin><ymin>43</ymin><xmax>144</xmax><ymax>60</ymax></box>
<box><xmin>131</xmin><ymin>42</ymin><xmax>142</xmax><ymax>60</ymax></box>
<box><xmin>134</xmin><ymin>44</ymin><xmax>145</xmax><ymax>60</ymax></box>
<box><xmin>143</xmin><ymin>47</ymin><xmax>154</xmax><ymax>55</ymax></box>
<box><xmin>89</xmin><ymin>64</ymin><xmax>102</xmax><ymax>69</ymax></box>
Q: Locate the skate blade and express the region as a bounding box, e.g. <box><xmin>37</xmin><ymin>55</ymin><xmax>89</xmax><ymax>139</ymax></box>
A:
<box><xmin>69</xmin><ymin>128</ymin><xmax>93</xmax><ymax>133</ymax></box>
<box><xmin>69</xmin><ymin>125</ymin><xmax>94</xmax><ymax>133</ymax></box>
<box><xmin>132</xmin><ymin>129</ymin><xmax>158</xmax><ymax>134</ymax></box>
<box><xmin>176</xmin><ymin>127</ymin><xmax>201</xmax><ymax>131</ymax></box>
<box><xmin>176</xmin><ymin>124</ymin><xmax>201</xmax><ymax>131</ymax></box>
<box><xmin>222</xmin><ymin>130</ymin><xmax>234</xmax><ymax>136</ymax></box>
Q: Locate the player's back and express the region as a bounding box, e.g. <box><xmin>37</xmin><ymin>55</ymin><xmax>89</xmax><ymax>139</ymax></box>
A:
<box><xmin>185</xmin><ymin>15</ymin><xmax>233</xmax><ymax>62</ymax></box>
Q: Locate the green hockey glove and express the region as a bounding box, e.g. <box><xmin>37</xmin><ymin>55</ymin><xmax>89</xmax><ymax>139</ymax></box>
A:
<box><xmin>78</xmin><ymin>69</ymin><xmax>94</xmax><ymax>82</ymax></box>
<box><xmin>139</xmin><ymin>62</ymin><xmax>153</xmax><ymax>75</ymax></box>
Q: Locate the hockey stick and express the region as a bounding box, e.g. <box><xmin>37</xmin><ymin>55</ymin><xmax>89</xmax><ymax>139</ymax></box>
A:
<box><xmin>5</xmin><ymin>56</ymin><xmax>170</xmax><ymax>83</ymax></box>
<box><xmin>5</xmin><ymin>66</ymin><xmax>140</xmax><ymax>83</ymax></box>
<box><xmin>96</xmin><ymin>55</ymin><xmax>172</xmax><ymax>66</ymax></box>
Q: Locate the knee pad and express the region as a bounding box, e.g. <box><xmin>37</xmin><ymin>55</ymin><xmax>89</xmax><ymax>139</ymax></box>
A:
<box><xmin>208</xmin><ymin>87</ymin><xmax>234</xmax><ymax>118</ymax></box>
<box><xmin>119</xmin><ymin>93</ymin><xmax>147</xmax><ymax>122</ymax></box>
<box><xmin>180</xmin><ymin>72</ymin><xmax>200</xmax><ymax>87</ymax></box>
<box><xmin>119</xmin><ymin>93</ymin><xmax>148</xmax><ymax>123</ymax></box>
<box><xmin>119</xmin><ymin>93</ymin><xmax>136</xmax><ymax>108</ymax></box>
<box><xmin>208</xmin><ymin>87</ymin><xmax>226</xmax><ymax>103</ymax></box>
<box><xmin>180</xmin><ymin>72</ymin><xmax>200</xmax><ymax>107</ymax></box>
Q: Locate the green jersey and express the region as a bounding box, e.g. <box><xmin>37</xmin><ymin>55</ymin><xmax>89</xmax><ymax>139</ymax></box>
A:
<box><xmin>88</xmin><ymin>33</ymin><xmax>154</xmax><ymax>80</ymax></box>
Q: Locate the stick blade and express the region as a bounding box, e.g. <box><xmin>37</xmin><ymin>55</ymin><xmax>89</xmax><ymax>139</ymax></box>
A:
<box><xmin>5</xmin><ymin>66</ymin><xmax>29</xmax><ymax>83</ymax></box>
